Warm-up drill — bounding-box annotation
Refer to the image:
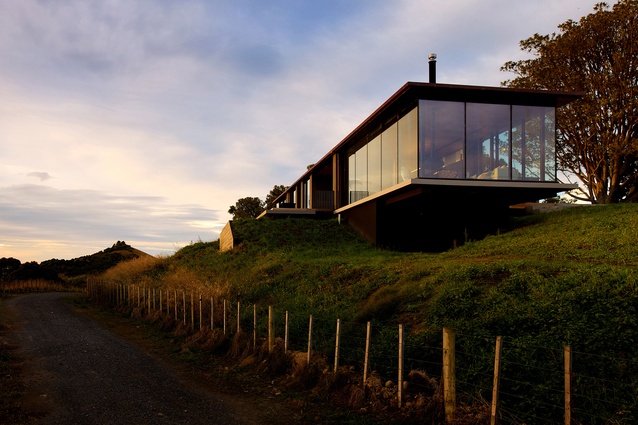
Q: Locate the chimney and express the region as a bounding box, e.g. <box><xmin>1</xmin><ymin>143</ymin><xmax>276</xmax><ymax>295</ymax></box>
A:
<box><xmin>428</xmin><ymin>53</ymin><xmax>437</xmax><ymax>84</ymax></box>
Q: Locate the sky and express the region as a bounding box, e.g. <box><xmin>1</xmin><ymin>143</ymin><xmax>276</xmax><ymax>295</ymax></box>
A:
<box><xmin>0</xmin><ymin>0</ymin><xmax>605</xmax><ymax>262</ymax></box>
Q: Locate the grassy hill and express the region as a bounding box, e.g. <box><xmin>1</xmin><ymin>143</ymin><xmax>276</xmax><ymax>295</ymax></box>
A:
<box><xmin>2</xmin><ymin>241</ymin><xmax>150</xmax><ymax>286</ymax></box>
<box><xmin>99</xmin><ymin>205</ymin><xmax>638</xmax><ymax>424</ymax></box>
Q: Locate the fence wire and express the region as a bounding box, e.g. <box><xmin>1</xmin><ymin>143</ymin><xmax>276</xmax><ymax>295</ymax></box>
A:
<box><xmin>87</xmin><ymin>280</ymin><xmax>638</xmax><ymax>424</ymax></box>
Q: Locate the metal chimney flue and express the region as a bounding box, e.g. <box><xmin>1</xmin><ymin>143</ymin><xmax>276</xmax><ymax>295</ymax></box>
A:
<box><xmin>428</xmin><ymin>53</ymin><xmax>437</xmax><ymax>84</ymax></box>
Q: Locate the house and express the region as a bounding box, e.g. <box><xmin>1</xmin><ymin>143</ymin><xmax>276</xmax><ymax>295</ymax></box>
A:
<box><xmin>266</xmin><ymin>58</ymin><xmax>582</xmax><ymax>251</ymax></box>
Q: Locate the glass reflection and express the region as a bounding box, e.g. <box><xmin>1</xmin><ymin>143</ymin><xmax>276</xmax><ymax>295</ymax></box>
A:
<box><xmin>381</xmin><ymin>123</ymin><xmax>398</xmax><ymax>190</ymax></box>
<box><xmin>368</xmin><ymin>135</ymin><xmax>381</xmax><ymax>196</ymax></box>
<box><xmin>398</xmin><ymin>108</ymin><xmax>418</xmax><ymax>181</ymax></box>
<box><xmin>346</xmin><ymin>100</ymin><xmax>556</xmax><ymax>205</ymax></box>
<box><xmin>418</xmin><ymin>100</ymin><xmax>465</xmax><ymax>179</ymax></box>
<box><xmin>512</xmin><ymin>106</ymin><xmax>555</xmax><ymax>181</ymax></box>
<box><xmin>466</xmin><ymin>103</ymin><xmax>510</xmax><ymax>180</ymax></box>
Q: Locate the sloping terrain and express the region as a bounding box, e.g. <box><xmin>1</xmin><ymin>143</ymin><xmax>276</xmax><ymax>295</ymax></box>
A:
<box><xmin>94</xmin><ymin>205</ymin><xmax>638</xmax><ymax>423</ymax></box>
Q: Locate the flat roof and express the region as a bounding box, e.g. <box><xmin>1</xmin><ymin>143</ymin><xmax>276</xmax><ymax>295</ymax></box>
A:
<box><xmin>275</xmin><ymin>82</ymin><xmax>583</xmax><ymax>204</ymax></box>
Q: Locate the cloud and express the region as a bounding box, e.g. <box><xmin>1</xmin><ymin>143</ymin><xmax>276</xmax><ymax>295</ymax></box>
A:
<box><xmin>27</xmin><ymin>172</ymin><xmax>52</xmax><ymax>182</ymax></box>
<box><xmin>0</xmin><ymin>184</ymin><xmax>223</xmax><ymax>261</ymax></box>
<box><xmin>0</xmin><ymin>0</ymin><xmax>602</xmax><ymax>263</ymax></box>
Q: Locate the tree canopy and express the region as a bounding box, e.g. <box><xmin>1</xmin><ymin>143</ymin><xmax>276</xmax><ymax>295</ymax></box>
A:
<box><xmin>228</xmin><ymin>196</ymin><xmax>265</xmax><ymax>219</ymax></box>
<box><xmin>228</xmin><ymin>185</ymin><xmax>289</xmax><ymax>220</ymax></box>
<box><xmin>502</xmin><ymin>0</ymin><xmax>638</xmax><ymax>203</ymax></box>
<box><xmin>264</xmin><ymin>184</ymin><xmax>288</xmax><ymax>210</ymax></box>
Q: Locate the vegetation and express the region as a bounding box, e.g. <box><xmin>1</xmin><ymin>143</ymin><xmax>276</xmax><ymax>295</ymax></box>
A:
<box><xmin>97</xmin><ymin>205</ymin><xmax>638</xmax><ymax>423</ymax></box>
<box><xmin>228</xmin><ymin>184</ymin><xmax>289</xmax><ymax>219</ymax></box>
<box><xmin>265</xmin><ymin>184</ymin><xmax>288</xmax><ymax>210</ymax></box>
<box><xmin>227</xmin><ymin>196</ymin><xmax>264</xmax><ymax>219</ymax></box>
<box><xmin>502</xmin><ymin>0</ymin><xmax>638</xmax><ymax>204</ymax></box>
<box><xmin>1</xmin><ymin>241</ymin><xmax>147</xmax><ymax>286</ymax></box>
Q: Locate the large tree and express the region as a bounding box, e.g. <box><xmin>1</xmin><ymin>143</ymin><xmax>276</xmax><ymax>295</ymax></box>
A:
<box><xmin>228</xmin><ymin>197</ymin><xmax>265</xmax><ymax>219</ymax></box>
<box><xmin>502</xmin><ymin>0</ymin><xmax>638</xmax><ymax>203</ymax></box>
<box><xmin>264</xmin><ymin>184</ymin><xmax>288</xmax><ymax>210</ymax></box>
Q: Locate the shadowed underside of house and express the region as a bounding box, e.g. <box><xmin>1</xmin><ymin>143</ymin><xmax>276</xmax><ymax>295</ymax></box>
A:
<box><xmin>266</xmin><ymin>79</ymin><xmax>582</xmax><ymax>251</ymax></box>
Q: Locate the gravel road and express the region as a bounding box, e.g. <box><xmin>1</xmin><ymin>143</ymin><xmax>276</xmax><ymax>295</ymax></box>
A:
<box><xmin>6</xmin><ymin>292</ymin><xmax>271</xmax><ymax>425</ymax></box>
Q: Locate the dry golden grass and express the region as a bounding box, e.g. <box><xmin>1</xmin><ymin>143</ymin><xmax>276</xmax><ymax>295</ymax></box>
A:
<box><xmin>100</xmin><ymin>254</ymin><xmax>234</xmax><ymax>302</ymax></box>
<box><xmin>100</xmin><ymin>255</ymin><xmax>165</xmax><ymax>286</ymax></box>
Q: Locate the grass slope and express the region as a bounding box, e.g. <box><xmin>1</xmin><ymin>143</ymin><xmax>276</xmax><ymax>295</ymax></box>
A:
<box><xmin>104</xmin><ymin>205</ymin><xmax>638</xmax><ymax>423</ymax></box>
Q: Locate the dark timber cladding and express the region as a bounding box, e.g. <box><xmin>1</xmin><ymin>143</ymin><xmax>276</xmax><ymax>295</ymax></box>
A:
<box><xmin>271</xmin><ymin>81</ymin><xmax>582</xmax><ymax>251</ymax></box>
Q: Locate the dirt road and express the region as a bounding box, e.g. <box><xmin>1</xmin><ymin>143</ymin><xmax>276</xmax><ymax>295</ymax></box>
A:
<box><xmin>3</xmin><ymin>292</ymin><xmax>284</xmax><ymax>425</ymax></box>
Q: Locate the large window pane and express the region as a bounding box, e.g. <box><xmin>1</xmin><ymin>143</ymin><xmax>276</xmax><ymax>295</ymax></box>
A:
<box><xmin>512</xmin><ymin>106</ymin><xmax>555</xmax><ymax>181</ymax></box>
<box><xmin>348</xmin><ymin>152</ymin><xmax>356</xmax><ymax>203</ymax></box>
<box><xmin>354</xmin><ymin>145</ymin><xmax>368</xmax><ymax>201</ymax></box>
<box><xmin>466</xmin><ymin>103</ymin><xmax>511</xmax><ymax>180</ymax></box>
<box><xmin>398</xmin><ymin>107</ymin><xmax>418</xmax><ymax>181</ymax></box>
<box><xmin>368</xmin><ymin>135</ymin><xmax>381</xmax><ymax>195</ymax></box>
<box><xmin>418</xmin><ymin>100</ymin><xmax>465</xmax><ymax>179</ymax></box>
<box><xmin>543</xmin><ymin>108</ymin><xmax>556</xmax><ymax>181</ymax></box>
<box><xmin>303</xmin><ymin>179</ymin><xmax>309</xmax><ymax>208</ymax></box>
<box><xmin>381</xmin><ymin>123</ymin><xmax>398</xmax><ymax>190</ymax></box>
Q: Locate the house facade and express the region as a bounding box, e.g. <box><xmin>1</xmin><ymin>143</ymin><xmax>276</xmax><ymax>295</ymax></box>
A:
<box><xmin>269</xmin><ymin>77</ymin><xmax>581</xmax><ymax>250</ymax></box>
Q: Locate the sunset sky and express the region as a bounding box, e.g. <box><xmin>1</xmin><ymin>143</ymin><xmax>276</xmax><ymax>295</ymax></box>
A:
<box><xmin>0</xmin><ymin>0</ymin><xmax>603</xmax><ymax>261</ymax></box>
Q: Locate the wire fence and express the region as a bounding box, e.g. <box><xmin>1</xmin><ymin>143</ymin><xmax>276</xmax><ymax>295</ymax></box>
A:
<box><xmin>86</xmin><ymin>279</ymin><xmax>637</xmax><ymax>424</ymax></box>
<box><xmin>1</xmin><ymin>279</ymin><xmax>81</xmax><ymax>294</ymax></box>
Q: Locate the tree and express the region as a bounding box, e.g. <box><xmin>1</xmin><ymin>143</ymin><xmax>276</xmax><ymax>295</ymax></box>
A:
<box><xmin>228</xmin><ymin>197</ymin><xmax>264</xmax><ymax>219</ymax></box>
<box><xmin>264</xmin><ymin>184</ymin><xmax>289</xmax><ymax>210</ymax></box>
<box><xmin>0</xmin><ymin>257</ymin><xmax>21</xmax><ymax>282</ymax></box>
<box><xmin>501</xmin><ymin>0</ymin><xmax>638</xmax><ymax>203</ymax></box>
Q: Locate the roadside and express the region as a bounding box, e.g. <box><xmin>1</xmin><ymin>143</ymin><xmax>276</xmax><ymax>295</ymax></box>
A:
<box><xmin>0</xmin><ymin>294</ymin><xmax>33</xmax><ymax>424</ymax></box>
<box><xmin>0</xmin><ymin>293</ymin><xmax>373</xmax><ymax>425</ymax></box>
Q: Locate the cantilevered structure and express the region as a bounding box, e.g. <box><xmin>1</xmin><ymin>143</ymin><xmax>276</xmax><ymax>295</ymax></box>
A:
<box><xmin>269</xmin><ymin>62</ymin><xmax>582</xmax><ymax>250</ymax></box>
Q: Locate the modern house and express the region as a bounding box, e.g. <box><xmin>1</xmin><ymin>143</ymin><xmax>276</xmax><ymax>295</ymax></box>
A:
<box><xmin>267</xmin><ymin>57</ymin><xmax>582</xmax><ymax>251</ymax></box>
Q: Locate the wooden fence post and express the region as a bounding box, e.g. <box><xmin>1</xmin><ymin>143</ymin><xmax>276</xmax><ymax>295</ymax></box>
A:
<box><xmin>307</xmin><ymin>315</ymin><xmax>313</xmax><ymax>365</ymax></box>
<box><xmin>191</xmin><ymin>292</ymin><xmax>195</xmax><ymax>328</ymax></box>
<box><xmin>268</xmin><ymin>305</ymin><xmax>274</xmax><ymax>353</ymax></box>
<box><xmin>223</xmin><ymin>300</ymin><xmax>227</xmax><ymax>335</ymax></box>
<box><xmin>284</xmin><ymin>311</ymin><xmax>289</xmax><ymax>353</ymax></box>
<box><xmin>443</xmin><ymin>327</ymin><xmax>456</xmax><ymax>423</ymax></box>
<box><xmin>253</xmin><ymin>304</ymin><xmax>257</xmax><ymax>349</ymax></box>
<box><xmin>565</xmin><ymin>345</ymin><xmax>572</xmax><ymax>425</ymax></box>
<box><xmin>174</xmin><ymin>290</ymin><xmax>178</xmax><ymax>321</ymax></box>
<box><xmin>182</xmin><ymin>291</ymin><xmax>186</xmax><ymax>324</ymax></box>
<box><xmin>199</xmin><ymin>294</ymin><xmax>203</xmax><ymax>330</ymax></box>
<box><xmin>363</xmin><ymin>321</ymin><xmax>371</xmax><ymax>386</ymax></box>
<box><xmin>491</xmin><ymin>336</ymin><xmax>503</xmax><ymax>425</ymax></box>
<box><xmin>334</xmin><ymin>319</ymin><xmax>341</xmax><ymax>373</ymax></box>
<box><xmin>398</xmin><ymin>324</ymin><xmax>404</xmax><ymax>408</ymax></box>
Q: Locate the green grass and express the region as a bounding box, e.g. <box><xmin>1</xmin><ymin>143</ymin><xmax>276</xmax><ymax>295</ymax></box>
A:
<box><xmin>104</xmin><ymin>204</ymin><xmax>638</xmax><ymax>424</ymax></box>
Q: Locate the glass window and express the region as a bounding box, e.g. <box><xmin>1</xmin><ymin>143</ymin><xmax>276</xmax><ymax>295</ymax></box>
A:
<box><xmin>512</xmin><ymin>106</ymin><xmax>555</xmax><ymax>181</ymax></box>
<box><xmin>368</xmin><ymin>135</ymin><xmax>381</xmax><ymax>195</ymax></box>
<box><xmin>398</xmin><ymin>107</ymin><xmax>418</xmax><ymax>181</ymax></box>
<box><xmin>344</xmin><ymin>101</ymin><xmax>557</xmax><ymax>206</ymax></box>
<box><xmin>418</xmin><ymin>100</ymin><xmax>465</xmax><ymax>179</ymax></box>
<box><xmin>543</xmin><ymin>108</ymin><xmax>556</xmax><ymax>181</ymax></box>
<box><xmin>302</xmin><ymin>179</ymin><xmax>310</xmax><ymax>208</ymax></box>
<box><xmin>381</xmin><ymin>123</ymin><xmax>398</xmax><ymax>190</ymax></box>
<box><xmin>466</xmin><ymin>103</ymin><xmax>511</xmax><ymax>180</ymax></box>
<box><xmin>348</xmin><ymin>153</ymin><xmax>356</xmax><ymax>203</ymax></box>
<box><xmin>354</xmin><ymin>144</ymin><xmax>368</xmax><ymax>201</ymax></box>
